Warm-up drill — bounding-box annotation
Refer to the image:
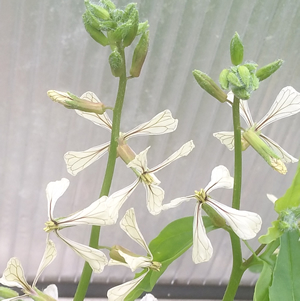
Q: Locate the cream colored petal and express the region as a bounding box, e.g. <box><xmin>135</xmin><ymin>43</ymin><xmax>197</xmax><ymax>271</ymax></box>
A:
<box><xmin>144</xmin><ymin>183</ymin><xmax>164</xmax><ymax>215</ymax></box>
<box><xmin>213</xmin><ymin>131</ymin><xmax>235</xmax><ymax>151</ymax></box>
<box><xmin>161</xmin><ymin>195</ymin><xmax>195</xmax><ymax>211</ymax></box>
<box><xmin>127</xmin><ymin>147</ymin><xmax>151</xmax><ymax>175</ymax></box>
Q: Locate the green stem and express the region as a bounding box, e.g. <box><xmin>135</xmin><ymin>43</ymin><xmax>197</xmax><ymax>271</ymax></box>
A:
<box><xmin>223</xmin><ymin>95</ymin><xmax>243</xmax><ymax>301</ymax></box>
<box><xmin>73</xmin><ymin>46</ymin><xmax>127</xmax><ymax>301</ymax></box>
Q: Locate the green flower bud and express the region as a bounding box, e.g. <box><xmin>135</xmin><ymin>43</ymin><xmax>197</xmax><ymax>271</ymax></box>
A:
<box><xmin>102</xmin><ymin>0</ymin><xmax>116</xmax><ymax>11</ymax></box>
<box><xmin>123</xmin><ymin>10</ymin><xmax>139</xmax><ymax>47</ymax></box>
<box><xmin>130</xmin><ymin>30</ymin><xmax>149</xmax><ymax>77</ymax></box>
<box><xmin>137</xmin><ymin>20</ymin><xmax>149</xmax><ymax>35</ymax></box>
<box><xmin>219</xmin><ymin>69</ymin><xmax>230</xmax><ymax>90</ymax></box>
<box><xmin>84</xmin><ymin>0</ymin><xmax>110</xmax><ymax>20</ymax></box>
<box><xmin>83</xmin><ymin>13</ymin><xmax>108</xmax><ymax>46</ymax></box>
<box><xmin>230</xmin><ymin>32</ymin><xmax>244</xmax><ymax>66</ymax></box>
<box><xmin>256</xmin><ymin>59</ymin><xmax>284</xmax><ymax>81</ymax></box>
<box><xmin>238</xmin><ymin>65</ymin><xmax>250</xmax><ymax>88</ymax></box>
<box><xmin>0</xmin><ymin>286</ymin><xmax>19</xmax><ymax>298</ymax></box>
<box><xmin>232</xmin><ymin>87</ymin><xmax>250</xmax><ymax>100</ymax></box>
<box><xmin>251</xmin><ymin>73</ymin><xmax>259</xmax><ymax>90</ymax></box>
<box><xmin>244</xmin><ymin>62</ymin><xmax>258</xmax><ymax>73</ymax></box>
<box><xmin>109</xmin><ymin>49</ymin><xmax>123</xmax><ymax>77</ymax></box>
<box><xmin>192</xmin><ymin>70</ymin><xmax>228</xmax><ymax>103</ymax></box>
<box><xmin>227</xmin><ymin>71</ymin><xmax>244</xmax><ymax>87</ymax></box>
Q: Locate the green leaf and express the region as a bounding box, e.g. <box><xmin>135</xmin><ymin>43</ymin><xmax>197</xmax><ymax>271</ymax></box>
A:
<box><xmin>269</xmin><ymin>231</ymin><xmax>300</xmax><ymax>301</ymax></box>
<box><xmin>259</xmin><ymin>221</ymin><xmax>284</xmax><ymax>244</ymax></box>
<box><xmin>275</xmin><ymin>160</ymin><xmax>300</xmax><ymax>213</ymax></box>
<box><xmin>125</xmin><ymin>216</ymin><xmax>217</xmax><ymax>300</ymax></box>
<box><xmin>253</xmin><ymin>260</ymin><xmax>273</xmax><ymax>301</ymax></box>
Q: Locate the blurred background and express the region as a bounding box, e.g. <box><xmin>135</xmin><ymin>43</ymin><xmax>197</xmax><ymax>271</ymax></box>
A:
<box><xmin>1</xmin><ymin>0</ymin><xmax>300</xmax><ymax>299</ymax></box>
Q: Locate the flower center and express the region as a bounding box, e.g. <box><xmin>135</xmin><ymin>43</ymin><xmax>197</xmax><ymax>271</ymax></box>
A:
<box><xmin>194</xmin><ymin>189</ymin><xmax>207</xmax><ymax>203</ymax></box>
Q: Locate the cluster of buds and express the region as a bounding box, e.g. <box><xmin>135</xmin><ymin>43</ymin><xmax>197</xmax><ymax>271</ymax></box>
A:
<box><xmin>82</xmin><ymin>0</ymin><xmax>149</xmax><ymax>77</ymax></box>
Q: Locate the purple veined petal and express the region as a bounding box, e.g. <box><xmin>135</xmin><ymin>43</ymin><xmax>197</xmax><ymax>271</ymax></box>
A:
<box><xmin>256</xmin><ymin>86</ymin><xmax>300</xmax><ymax>131</ymax></box>
<box><xmin>107</xmin><ymin>270</ymin><xmax>148</xmax><ymax>301</ymax></box>
<box><xmin>260</xmin><ymin>133</ymin><xmax>298</xmax><ymax>163</ymax></box>
<box><xmin>143</xmin><ymin>183</ymin><xmax>165</xmax><ymax>215</ymax></box>
<box><xmin>127</xmin><ymin>147</ymin><xmax>151</xmax><ymax>175</ymax></box>
<box><xmin>149</xmin><ymin>140</ymin><xmax>195</xmax><ymax>173</ymax></box>
<box><xmin>207</xmin><ymin>199</ymin><xmax>262</xmax><ymax>240</ymax></box>
<box><xmin>120</xmin><ymin>208</ymin><xmax>152</xmax><ymax>257</ymax></box>
<box><xmin>192</xmin><ymin>202</ymin><xmax>213</xmax><ymax>264</ymax></box>
<box><xmin>64</xmin><ymin>142</ymin><xmax>110</xmax><ymax>176</ymax></box>
<box><xmin>213</xmin><ymin>131</ymin><xmax>235</xmax><ymax>151</ymax></box>
<box><xmin>33</xmin><ymin>238</ymin><xmax>57</xmax><ymax>287</ymax></box>
<box><xmin>56</xmin><ymin>232</ymin><xmax>108</xmax><ymax>273</ymax></box>
<box><xmin>161</xmin><ymin>195</ymin><xmax>195</xmax><ymax>211</ymax></box>
<box><xmin>75</xmin><ymin>91</ymin><xmax>113</xmax><ymax>130</ymax></box>
<box><xmin>123</xmin><ymin>110</ymin><xmax>178</xmax><ymax>140</ymax></box>
<box><xmin>46</xmin><ymin>178</ymin><xmax>70</xmax><ymax>220</ymax></box>
<box><xmin>204</xmin><ymin>165</ymin><xmax>233</xmax><ymax>194</ymax></box>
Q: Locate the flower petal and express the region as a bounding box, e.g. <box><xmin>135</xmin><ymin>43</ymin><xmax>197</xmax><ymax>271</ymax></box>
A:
<box><xmin>213</xmin><ymin>131</ymin><xmax>235</xmax><ymax>151</ymax></box>
<box><xmin>0</xmin><ymin>258</ymin><xmax>30</xmax><ymax>291</ymax></box>
<box><xmin>123</xmin><ymin>110</ymin><xmax>178</xmax><ymax>140</ymax></box>
<box><xmin>57</xmin><ymin>179</ymin><xmax>140</xmax><ymax>227</ymax></box>
<box><xmin>141</xmin><ymin>294</ymin><xmax>158</xmax><ymax>301</ymax></box>
<box><xmin>127</xmin><ymin>147</ymin><xmax>150</xmax><ymax>175</ymax></box>
<box><xmin>192</xmin><ymin>203</ymin><xmax>213</xmax><ymax>263</ymax></box>
<box><xmin>256</xmin><ymin>86</ymin><xmax>300</xmax><ymax>130</ymax></box>
<box><xmin>207</xmin><ymin>199</ymin><xmax>262</xmax><ymax>240</ymax></box>
<box><xmin>204</xmin><ymin>165</ymin><xmax>233</xmax><ymax>193</ymax></box>
<box><xmin>33</xmin><ymin>239</ymin><xmax>57</xmax><ymax>287</ymax></box>
<box><xmin>144</xmin><ymin>183</ymin><xmax>164</xmax><ymax>215</ymax></box>
<box><xmin>118</xmin><ymin>250</ymin><xmax>152</xmax><ymax>271</ymax></box>
<box><xmin>75</xmin><ymin>91</ymin><xmax>112</xmax><ymax>130</ymax></box>
<box><xmin>261</xmin><ymin>134</ymin><xmax>298</xmax><ymax>163</ymax></box>
<box><xmin>267</xmin><ymin>194</ymin><xmax>277</xmax><ymax>204</ymax></box>
<box><xmin>120</xmin><ymin>208</ymin><xmax>151</xmax><ymax>257</ymax></box>
<box><xmin>46</xmin><ymin>178</ymin><xmax>70</xmax><ymax>220</ymax></box>
<box><xmin>56</xmin><ymin>232</ymin><xmax>108</xmax><ymax>273</ymax></box>
<box><xmin>43</xmin><ymin>284</ymin><xmax>58</xmax><ymax>299</ymax></box>
<box><xmin>161</xmin><ymin>196</ymin><xmax>195</xmax><ymax>211</ymax></box>
<box><xmin>64</xmin><ymin>142</ymin><xmax>110</xmax><ymax>176</ymax></box>
<box><xmin>149</xmin><ymin>140</ymin><xmax>195</xmax><ymax>173</ymax></box>
<box><xmin>107</xmin><ymin>271</ymin><xmax>148</xmax><ymax>301</ymax></box>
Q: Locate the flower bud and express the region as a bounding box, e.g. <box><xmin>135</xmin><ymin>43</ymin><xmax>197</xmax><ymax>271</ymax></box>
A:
<box><xmin>227</xmin><ymin>71</ymin><xmax>243</xmax><ymax>87</ymax></box>
<box><xmin>232</xmin><ymin>87</ymin><xmax>250</xmax><ymax>100</ymax></box>
<box><xmin>242</xmin><ymin>128</ymin><xmax>287</xmax><ymax>174</ymax></box>
<box><xmin>123</xmin><ymin>10</ymin><xmax>139</xmax><ymax>47</ymax></box>
<box><xmin>82</xmin><ymin>13</ymin><xmax>108</xmax><ymax>46</ymax></box>
<box><xmin>47</xmin><ymin>90</ymin><xmax>107</xmax><ymax>114</ymax></box>
<box><xmin>109</xmin><ymin>49</ymin><xmax>124</xmax><ymax>77</ymax></box>
<box><xmin>84</xmin><ymin>0</ymin><xmax>110</xmax><ymax>20</ymax></box>
<box><xmin>219</xmin><ymin>69</ymin><xmax>230</xmax><ymax>90</ymax></box>
<box><xmin>193</xmin><ymin>70</ymin><xmax>227</xmax><ymax>103</ymax></box>
<box><xmin>0</xmin><ymin>286</ymin><xmax>19</xmax><ymax>298</ymax></box>
<box><xmin>238</xmin><ymin>65</ymin><xmax>250</xmax><ymax>88</ymax></box>
<box><xmin>230</xmin><ymin>32</ymin><xmax>244</xmax><ymax>66</ymax></box>
<box><xmin>130</xmin><ymin>30</ymin><xmax>149</xmax><ymax>77</ymax></box>
<box><xmin>109</xmin><ymin>245</ymin><xmax>139</xmax><ymax>263</ymax></box>
<box><xmin>256</xmin><ymin>59</ymin><xmax>284</xmax><ymax>81</ymax></box>
<box><xmin>102</xmin><ymin>0</ymin><xmax>116</xmax><ymax>10</ymax></box>
<box><xmin>244</xmin><ymin>62</ymin><xmax>258</xmax><ymax>72</ymax></box>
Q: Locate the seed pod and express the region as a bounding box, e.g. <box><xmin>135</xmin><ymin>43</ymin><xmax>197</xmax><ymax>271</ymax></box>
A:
<box><xmin>130</xmin><ymin>31</ymin><xmax>149</xmax><ymax>77</ymax></box>
<box><xmin>256</xmin><ymin>59</ymin><xmax>284</xmax><ymax>81</ymax></box>
<box><xmin>219</xmin><ymin>69</ymin><xmax>230</xmax><ymax>90</ymax></box>
<box><xmin>230</xmin><ymin>32</ymin><xmax>244</xmax><ymax>66</ymax></box>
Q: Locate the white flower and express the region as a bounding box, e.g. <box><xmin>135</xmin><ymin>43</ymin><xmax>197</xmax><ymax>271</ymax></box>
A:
<box><xmin>214</xmin><ymin>87</ymin><xmax>300</xmax><ymax>164</ymax></box>
<box><xmin>0</xmin><ymin>239</ymin><xmax>57</xmax><ymax>301</ymax></box>
<box><xmin>107</xmin><ymin>208</ymin><xmax>161</xmax><ymax>301</ymax></box>
<box><xmin>162</xmin><ymin>165</ymin><xmax>262</xmax><ymax>263</ymax></box>
<box><xmin>64</xmin><ymin>91</ymin><xmax>178</xmax><ymax>176</ymax></box>
<box><xmin>267</xmin><ymin>194</ymin><xmax>277</xmax><ymax>204</ymax></box>
<box><xmin>141</xmin><ymin>294</ymin><xmax>158</xmax><ymax>301</ymax></box>
<box><xmin>44</xmin><ymin>178</ymin><xmax>136</xmax><ymax>273</ymax></box>
<box><xmin>126</xmin><ymin>140</ymin><xmax>195</xmax><ymax>215</ymax></box>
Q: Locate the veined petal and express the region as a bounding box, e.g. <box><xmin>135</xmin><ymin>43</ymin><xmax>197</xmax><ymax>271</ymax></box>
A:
<box><xmin>75</xmin><ymin>91</ymin><xmax>112</xmax><ymax>130</ymax></box>
<box><xmin>149</xmin><ymin>140</ymin><xmax>195</xmax><ymax>173</ymax></box>
<box><xmin>204</xmin><ymin>165</ymin><xmax>233</xmax><ymax>194</ymax></box>
<box><xmin>213</xmin><ymin>131</ymin><xmax>235</xmax><ymax>151</ymax></box>
<box><xmin>107</xmin><ymin>271</ymin><xmax>148</xmax><ymax>301</ymax></box>
<box><xmin>120</xmin><ymin>208</ymin><xmax>151</xmax><ymax>257</ymax></box>
<box><xmin>192</xmin><ymin>203</ymin><xmax>213</xmax><ymax>263</ymax></box>
<box><xmin>261</xmin><ymin>134</ymin><xmax>298</xmax><ymax>163</ymax></box>
<box><xmin>161</xmin><ymin>195</ymin><xmax>195</xmax><ymax>211</ymax></box>
<box><xmin>57</xmin><ymin>179</ymin><xmax>140</xmax><ymax>227</ymax></box>
<box><xmin>64</xmin><ymin>142</ymin><xmax>110</xmax><ymax>176</ymax></box>
<box><xmin>33</xmin><ymin>239</ymin><xmax>57</xmax><ymax>287</ymax></box>
<box><xmin>144</xmin><ymin>183</ymin><xmax>164</xmax><ymax>215</ymax></box>
<box><xmin>123</xmin><ymin>110</ymin><xmax>178</xmax><ymax>140</ymax></box>
<box><xmin>46</xmin><ymin>178</ymin><xmax>70</xmax><ymax>220</ymax></box>
<box><xmin>0</xmin><ymin>258</ymin><xmax>31</xmax><ymax>292</ymax></box>
<box><xmin>256</xmin><ymin>86</ymin><xmax>300</xmax><ymax>130</ymax></box>
<box><xmin>207</xmin><ymin>199</ymin><xmax>262</xmax><ymax>240</ymax></box>
<box><xmin>118</xmin><ymin>250</ymin><xmax>152</xmax><ymax>271</ymax></box>
<box><xmin>127</xmin><ymin>147</ymin><xmax>150</xmax><ymax>175</ymax></box>
<box><xmin>43</xmin><ymin>284</ymin><xmax>58</xmax><ymax>299</ymax></box>
<box><xmin>56</xmin><ymin>232</ymin><xmax>108</xmax><ymax>273</ymax></box>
